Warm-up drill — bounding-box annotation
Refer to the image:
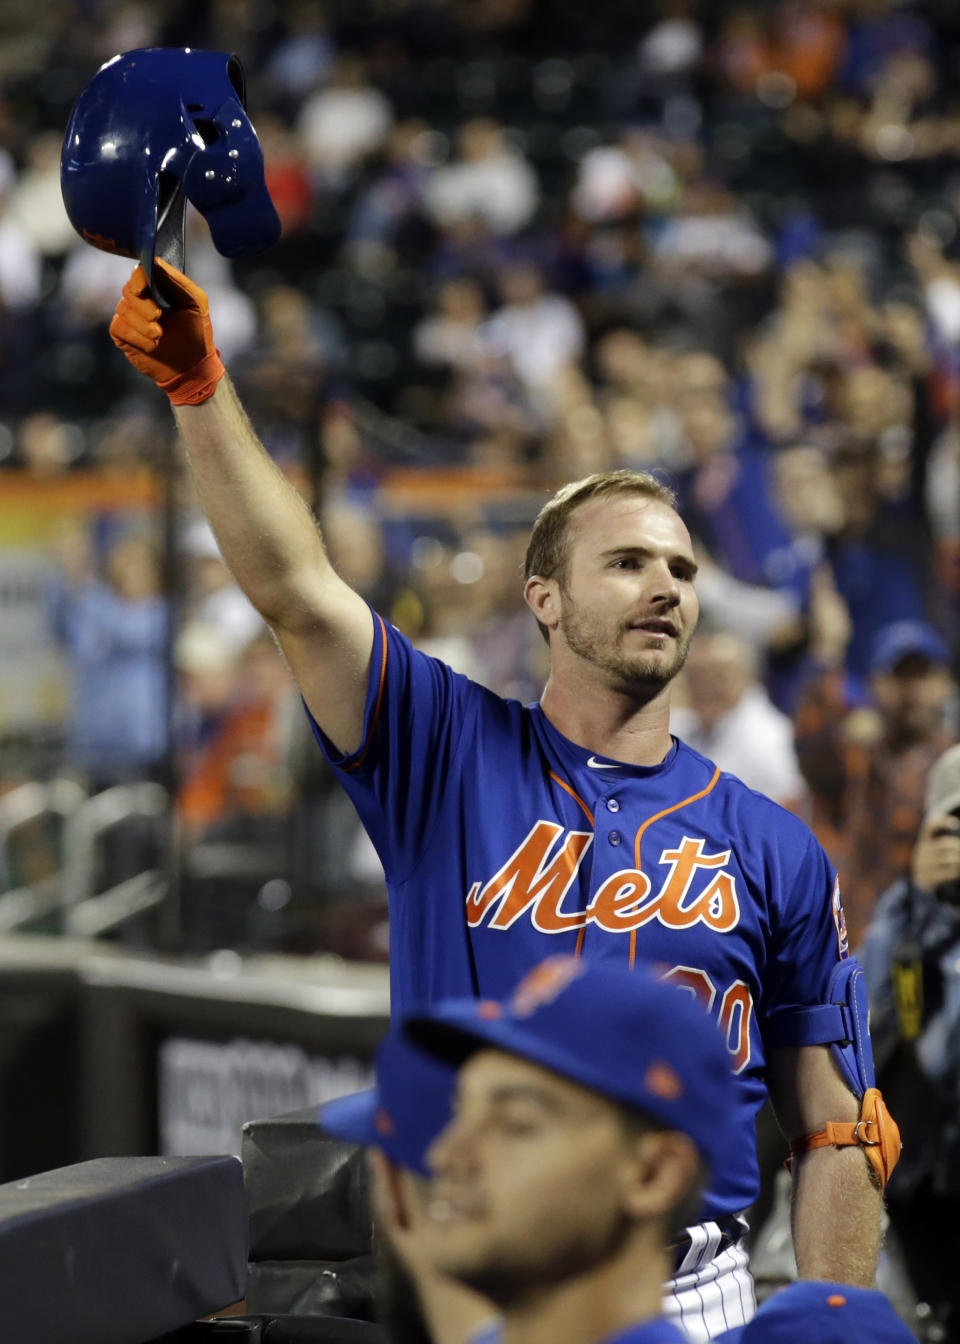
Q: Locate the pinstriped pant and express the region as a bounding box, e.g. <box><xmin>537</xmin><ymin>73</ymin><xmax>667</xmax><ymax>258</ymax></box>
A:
<box><xmin>662</xmin><ymin>1219</ymin><xmax>756</xmax><ymax>1343</ymax></box>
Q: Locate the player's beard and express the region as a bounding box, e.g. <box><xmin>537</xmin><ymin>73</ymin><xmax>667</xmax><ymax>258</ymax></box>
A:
<box><xmin>438</xmin><ymin>1207</ymin><xmax>636</xmax><ymax>1309</ymax></box>
<box><xmin>558</xmin><ymin>594</ymin><xmax>691</xmax><ymax>695</ymax></box>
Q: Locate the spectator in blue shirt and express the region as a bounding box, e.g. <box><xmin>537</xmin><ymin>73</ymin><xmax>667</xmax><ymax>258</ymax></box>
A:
<box><xmin>47</xmin><ymin>532</ymin><xmax>170</xmax><ymax>788</ymax></box>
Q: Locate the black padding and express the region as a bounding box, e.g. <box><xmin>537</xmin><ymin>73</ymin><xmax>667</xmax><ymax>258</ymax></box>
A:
<box><xmin>145</xmin><ymin>1320</ymin><xmax>263</xmax><ymax>1343</ymax></box>
<box><xmin>157</xmin><ymin>1316</ymin><xmax>385</xmax><ymax>1344</ymax></box>
<box><xmin>245</xmin><ymin>1257</ymin><xmax>378</xmax><ymax>1319</ymax></box>
<box><xmin>242</xmin><ymin>1109</ymin><xmax>372</xmax><ymax>1261</ymax></box>
<box><xmin>0</xmin><ymin>1155</ymin><xmax>247</xmax><ymax>1344</ymax></box>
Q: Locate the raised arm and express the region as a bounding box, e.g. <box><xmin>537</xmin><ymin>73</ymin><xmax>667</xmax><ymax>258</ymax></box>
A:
<box><xmin>110</xmin><ymin>260</ymin><xmax>372</xmax><ymax>755</ymax></box>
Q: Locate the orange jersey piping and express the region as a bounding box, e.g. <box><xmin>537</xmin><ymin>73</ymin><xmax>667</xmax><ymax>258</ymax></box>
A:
<box><xmin>628</xmin><ymin>764</ymin><xmax>722</xmax><ymax>967</ymax></box>
<box><xmin>549</xmin><ymin>772</ymin><xmax>593</xmax><ymax>957</ymax></box>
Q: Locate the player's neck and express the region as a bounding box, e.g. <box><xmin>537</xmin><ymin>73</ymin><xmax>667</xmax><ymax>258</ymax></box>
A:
<box><xmin>539</xmin><ymin>674</ymin><xmax>674</xmax><ymax>767</ymax></box>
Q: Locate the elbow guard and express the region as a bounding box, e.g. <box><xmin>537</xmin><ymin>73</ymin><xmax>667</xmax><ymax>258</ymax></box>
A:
<box><xmin>768</xmin><ymin>957</ymin><xmax>901</xmax><ymax>1188</ymax></box>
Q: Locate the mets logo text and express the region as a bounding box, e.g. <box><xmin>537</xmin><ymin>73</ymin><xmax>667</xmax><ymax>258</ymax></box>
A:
<box><xmin>465</xmin><ymin>821</ymin><xmax>740</xmax><ymax>934</ymax></box>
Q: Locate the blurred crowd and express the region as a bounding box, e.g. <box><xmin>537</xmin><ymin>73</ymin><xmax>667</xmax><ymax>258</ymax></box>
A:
<box><xmin>0</xmin><ymin>0</ymin><xmax>958</xmax><ymax>955</ymax></box>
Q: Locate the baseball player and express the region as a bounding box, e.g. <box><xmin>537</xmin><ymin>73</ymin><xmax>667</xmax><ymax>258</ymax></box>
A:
<box><xmin>109</xmin><ymin>261</ymin><xmax>899</xmax><ymax>1340</ymax></box>
<box><xmin>402</xmin><ymin>956</ymin><xmax>739</xmax><ymax>1344</ymax></box>
<box><xmin>321</xmin><ymin>1030</ymin><xmax>495</xmax><ymax>1344</ymax></box>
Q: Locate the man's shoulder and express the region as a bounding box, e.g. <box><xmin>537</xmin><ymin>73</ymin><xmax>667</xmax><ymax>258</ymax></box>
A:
<box><xmin>675</xmin><ymin>736</ymin><xmax>802</xmax><ymax>813</ymax></box>
<box><xmin>675</xmin><ymin>737</ymin><xmax>822</xmax><ymax>850</ymax></box>
<box><xmin>387</xmin><ymin>618</ymin><xmax>525</xmax><ymax>710</ymax></box>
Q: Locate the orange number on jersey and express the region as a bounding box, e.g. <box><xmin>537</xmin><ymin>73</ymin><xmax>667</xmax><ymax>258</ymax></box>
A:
<box><xmin>718</xmin><ymin>979</ymin><xmax>753</xmax><ymax>1075</ymax></box>
<box><xmin>662</xmin><ymin>965</ymin><xmax>753</xmax><ymax>1074</ymax></box>
<box><xmin>661</xmin><ymin>964</ymin><xmax>716</xmax><ymax>1012</ymax></box>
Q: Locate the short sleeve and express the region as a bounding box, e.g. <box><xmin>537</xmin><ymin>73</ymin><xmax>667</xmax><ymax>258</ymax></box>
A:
<box><xmin>304</xmin><ymin>608</ymin><xmax>482</xmax><ymax>884</ymax></box>
<box><xmin>761</xmin><ymin>828</ymin><xmax>847</xmax><ymax>1026</ymax></box>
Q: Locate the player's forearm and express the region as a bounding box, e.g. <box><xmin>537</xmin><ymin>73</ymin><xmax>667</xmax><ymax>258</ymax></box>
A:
<box><xmin>173</xmin><ymin>374</ymin><xmax>331</xmax><ymax>627</ymax></box>
<box><xmin>790</xmin><ymin>1144</ymin><xmax>883</xmax><ymax>1284</ymax></box>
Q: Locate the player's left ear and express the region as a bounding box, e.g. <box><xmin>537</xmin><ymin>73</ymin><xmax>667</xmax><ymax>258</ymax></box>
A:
<box><xmin>523</xmin><ymin>574</ymin><xmax>560</xmax><ymax>631</ymax></box>
<box><xmin>619</xmin><ymin>1130</ymin><xmax>699</xmax><ymax>1224</ymax></box>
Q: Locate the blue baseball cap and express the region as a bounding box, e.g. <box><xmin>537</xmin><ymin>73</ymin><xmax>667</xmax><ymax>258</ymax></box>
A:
<box><xmin>319</xmin><ymin>1031</ymin><xmax>455</xmax><ymax>1178</ymax></box>
<box><xmin>868</xmin><ymin>620</ymin><xmax>950</xmax><ymax>674</ymax></box>
<box><xmin>404</xmin><ymin>956</ymin><xmax>736</xmax><ymax>1176</ymax></box>
<box><xmin>714</xmin><ymin>1282</ymin><xmax>916</xmax><ymax>1344</ymax></box>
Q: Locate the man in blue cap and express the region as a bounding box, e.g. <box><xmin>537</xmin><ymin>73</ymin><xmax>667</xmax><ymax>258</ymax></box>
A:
<box><xmin>403</xmin><ymin>955</ymin><xmax>739</xmax><ymax>1344</ymax></box>
<box><xmin>712</xmin><ymin>1281</ymin><xmax>916</xmax><ymax>1343</ymax></box>
<box><xmin>321</xmin><ymin>1031</ymin><xmax>496</xmax><ymax>1344</ymax></box>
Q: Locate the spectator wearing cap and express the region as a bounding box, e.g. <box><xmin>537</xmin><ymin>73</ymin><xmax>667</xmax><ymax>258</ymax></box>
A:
<box><xmin>321</xmin><ymin>1031</ymin><xmax>496</xmax><ymax>1344</ymax></box>
<box><xmin>403</xmin><ymin>956</ymin><xmax>740</xmax><ymax>1344</ymax></box>
<box><xmin>860</xmin><ymin>742</ymin><xmax>960</xmax><ymax>1337</ymax></box>
<box><xmin>795</xmin><ymin>619</ymin><xmax>957</xmax><ymax>945</ymax></box>
<box><xmin>713</xmin><ymin>1281</ymin><xmax>915</xmax><ymax>1344</ymax></box>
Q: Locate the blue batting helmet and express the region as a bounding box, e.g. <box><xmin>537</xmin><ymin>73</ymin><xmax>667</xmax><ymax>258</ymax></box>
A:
<box><xmin>61</xmin><ymin>48</ymin><xmax>280</xmax><ymax>289</ymax></box>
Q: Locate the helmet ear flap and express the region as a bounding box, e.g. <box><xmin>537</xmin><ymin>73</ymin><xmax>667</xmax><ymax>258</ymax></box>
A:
<box><xmin>181</xmin><ymin>96</ymin><xmax>279</xmax><ymax>259</ymax></box>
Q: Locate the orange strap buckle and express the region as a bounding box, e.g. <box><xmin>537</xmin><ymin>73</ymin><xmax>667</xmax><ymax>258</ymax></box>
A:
<box><xmin>790</xmin><ymin>1087</ymin><xmax>901</xmax><ymax>1189</ymax></box>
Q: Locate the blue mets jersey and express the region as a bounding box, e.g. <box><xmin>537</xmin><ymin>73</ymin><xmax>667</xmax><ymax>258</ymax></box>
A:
<box><xmin>308</xmin><ymin>610</ymin><xmax>850</xmax><ymax>1218</ymax></box>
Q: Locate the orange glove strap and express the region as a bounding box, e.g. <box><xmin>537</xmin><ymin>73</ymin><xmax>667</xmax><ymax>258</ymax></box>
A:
<box><xmin>158</xmin><ymin>349</ymin><xmax>226</xmax><ymax>406</ymax></box>
<box><xmin>790</xmin><ymin>1087</ymin><xmax>901</xmax><ymax>1189</ymax></box>
<box><xmin>109</xmin><ymin>260</ymin><xmax>224</xmax><ymax>404</ymax></box>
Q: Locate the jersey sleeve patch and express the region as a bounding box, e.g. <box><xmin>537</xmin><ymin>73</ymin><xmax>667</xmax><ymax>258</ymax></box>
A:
<box><xmin>832</xmin><ymin>874</ymin><xmax>850</xmax><ymax>959</ymax></box>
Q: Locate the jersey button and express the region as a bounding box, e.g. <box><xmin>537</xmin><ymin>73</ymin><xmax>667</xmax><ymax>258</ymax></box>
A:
<box><xmin>607</xmin><ymin>798</ymin><xmax>620</xmax><ymax>812</ymax></box>
<box><xmin>609</xmin><ymin>830</ymin><xmax>622</xmax><ymax>846</ymax></box>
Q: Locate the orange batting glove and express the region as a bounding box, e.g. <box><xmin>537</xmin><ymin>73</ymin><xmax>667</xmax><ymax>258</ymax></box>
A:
<box><xmin>109</xmin><ymin>258</ymin><xmax>226</xmax><ymax>406</ymax></box>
